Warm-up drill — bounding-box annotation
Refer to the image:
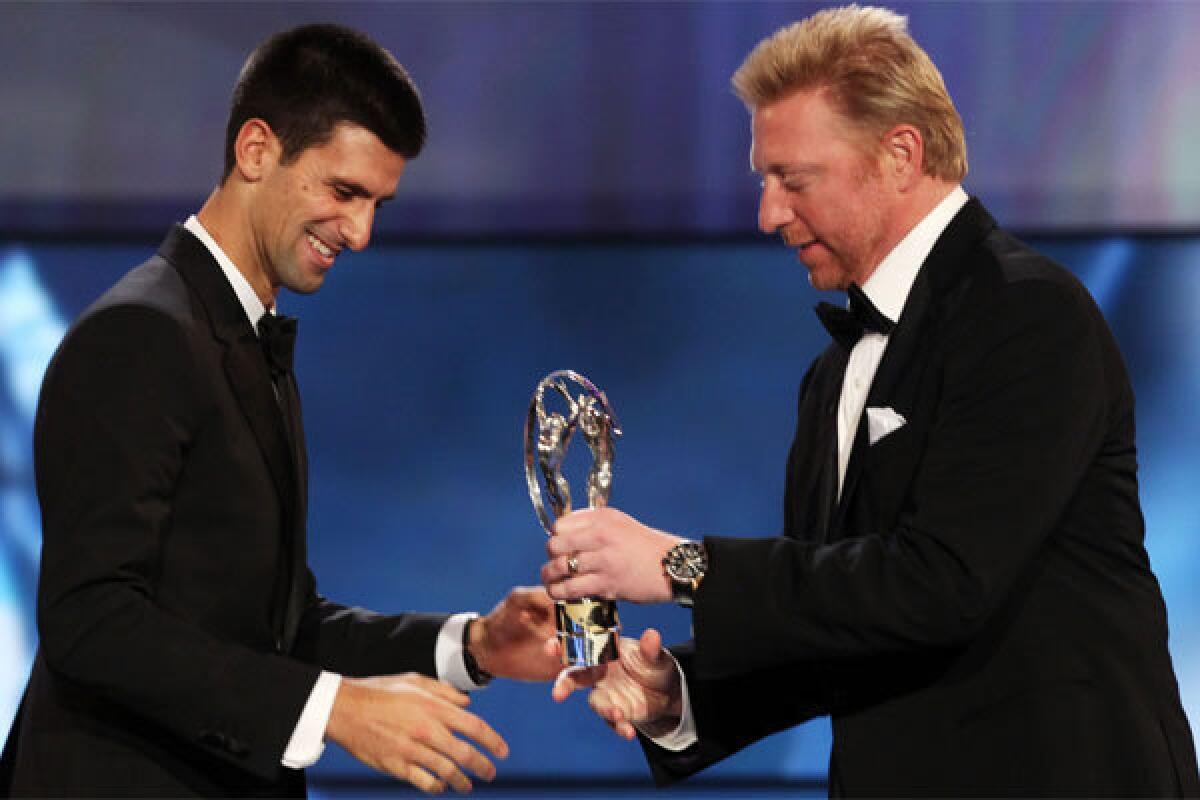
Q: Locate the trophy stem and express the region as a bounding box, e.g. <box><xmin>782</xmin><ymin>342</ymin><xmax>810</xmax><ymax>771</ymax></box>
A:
<box><xmin>555</xmin><ymin>597</ymin><xmax>621</xmax><ymax>666</ymax></box>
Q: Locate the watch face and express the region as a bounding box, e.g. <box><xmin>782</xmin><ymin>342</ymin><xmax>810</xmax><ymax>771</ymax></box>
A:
<box><xmin>666</xmin><ymin>542</ymin><xmax>707</xmax><ymax>581</ymax></box>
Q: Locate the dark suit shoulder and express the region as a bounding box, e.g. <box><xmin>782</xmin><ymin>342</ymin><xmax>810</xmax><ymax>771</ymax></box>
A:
<box><xmin>976</xmin><ymin>227</ymin><xmax>1095</xmax><ymax>309</ymax></box>
<box><xmin>923</xmin><ymin>226</ymin><xmax>1105</xmax><ymax>357</ymax></box>
<box><xmin>932</xmin><ymin>223</ymin><xmax>1131</xmax><ymax>430</ymax></box>
<box><xmin>82</xmin><ymin>253</ymin><xmax>197</xmax><ymax>327</ymax></box>
<box><xmin>40</xmin><ymin>255</ymin><xmax>215</xmax><ymax>437</ymax></box>
<box><xmin>53</xmin><ymin>249</ymin><xmax>217</xmax><ymax>382</ymax></box>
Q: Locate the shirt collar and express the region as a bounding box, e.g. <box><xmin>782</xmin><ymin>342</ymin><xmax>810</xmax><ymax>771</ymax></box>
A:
<box><xmin>183</xmin><ymin>214</ymin><xmax>270</xmax><ymax>329</ymax></box>
<box><xmin>860</xmin><ymin>185</ymin><xmax>969</xmax><ymax>324</ymax></box>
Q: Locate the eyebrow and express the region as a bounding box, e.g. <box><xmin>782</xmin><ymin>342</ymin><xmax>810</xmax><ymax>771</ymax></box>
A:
<box><xmin>759</xmin><ymin>163</ymin><xmax>822</xmax><ymax>178</ymax></box>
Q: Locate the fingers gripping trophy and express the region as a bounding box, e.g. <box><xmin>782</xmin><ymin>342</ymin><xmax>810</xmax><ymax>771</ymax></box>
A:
<box><xmin>524</xmin><ymin>370</ymin><xmax>621</xmax><ymax>666</ymax></box>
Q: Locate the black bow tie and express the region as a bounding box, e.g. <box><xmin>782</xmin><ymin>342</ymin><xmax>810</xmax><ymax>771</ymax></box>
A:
<box><xmin>815</xmin><ymin>284</ymin><xmax>895</xmax><ymax>350</ymax></box>
<box><xmin>257</xmin><ymin>312</ymin><xmax>298</xmax><ymax>379</ymax></box>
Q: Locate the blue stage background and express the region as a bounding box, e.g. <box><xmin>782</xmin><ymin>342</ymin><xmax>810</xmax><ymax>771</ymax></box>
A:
<box><xmin>2</xmin><ymin>0</ymin><xmax>1199</xmax><ymax>794</ymax></box>
<box><xmin>1</xmin><ymin>232</ymin><xmax>1197</xmax><ymax>792</ymax></box>
<box><xmin>3</xmin><ymin>1</ymin><xmax>1200</xmax><ymax>236</ymax></box>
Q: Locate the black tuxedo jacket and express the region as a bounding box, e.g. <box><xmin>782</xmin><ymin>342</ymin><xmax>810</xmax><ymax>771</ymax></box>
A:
<box><xmin>1</xmin><ymin>227</ymin><xmax>447</xmax><ymax>796</ymax></box>
<box><xmin>643</xmin><ymin>200</ymin><xmax>1199</xmax><ymax>796</ymax></box>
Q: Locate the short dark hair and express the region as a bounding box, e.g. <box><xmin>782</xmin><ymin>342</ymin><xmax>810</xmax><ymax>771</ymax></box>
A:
<box><xmin>221</xmin><ymin>23</ymin><xmax>426</xmax><ymax>181</ymax></box>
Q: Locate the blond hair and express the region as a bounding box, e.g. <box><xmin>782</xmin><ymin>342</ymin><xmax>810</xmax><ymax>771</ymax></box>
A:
<box><xmin>733</xmin><ymin>5</ymin><xmax>967</xmax><ymax>181</ymax></box>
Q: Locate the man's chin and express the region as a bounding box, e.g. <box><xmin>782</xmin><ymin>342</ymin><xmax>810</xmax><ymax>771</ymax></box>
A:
<box><xmin>798</xmin><ymin>251</ymin><xmax>847</xmax><ymax>292</ymax></box>
<box><xmin>805</xmin><ymin>266</ymin><xmax>851</xmax><ymax>293</ymax></box>
<box><xmin>282</xmin><ymin>273</ymin><xmax>326</xmax><ymax>297</ymax></box>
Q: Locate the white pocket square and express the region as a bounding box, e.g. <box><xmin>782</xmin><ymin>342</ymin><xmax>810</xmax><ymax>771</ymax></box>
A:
<box><xmin>867</xmin><ymin>406</ymin><xmax>907</xmax><ymax>445</ymax></box>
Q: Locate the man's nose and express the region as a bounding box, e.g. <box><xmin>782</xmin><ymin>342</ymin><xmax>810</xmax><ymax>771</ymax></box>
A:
<box><xmin>341</xmin><ymin>203</ymin><xmax>374</xmax><ymax>252</ymax></box>
<box><xmin>757</xmin><ymin>179</ymin><xmax>794</xmax><ymax>234</ymax></box>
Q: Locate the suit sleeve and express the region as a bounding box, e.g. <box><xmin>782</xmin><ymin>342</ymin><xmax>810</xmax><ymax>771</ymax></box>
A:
<box><xmin>639</xmin><ymin>643</ymin><xmax>834</xmax><ymax>785</ymax></box>
<box><xmin>291</xmin><ymin>580</ymin><xmax>449</xmax><ymax>678</ymax></box>
<box><xmin>34</xmin><ymin>305</ymin><xmax>320</xmax><ymax>781</ymax></box>
<box><xmin>693</xmin><ymin>277</ymin><xmax>1114</xmax><ymax>676</ymax></box>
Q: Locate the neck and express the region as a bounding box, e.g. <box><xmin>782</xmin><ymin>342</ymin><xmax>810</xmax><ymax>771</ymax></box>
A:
<box><xmin>196</xmin><ymin>184</ymin><xmax>277</xmax><ymax>308</ymax></box>
<box><xmin>854</xmin><ymin>178</ymin><xmax>959</xmax><ymax>287</ymax></box>
<box><xmin>892</xmin><ymin>178</ymin><xmax>959</xmax><ymax>238</ymax></box>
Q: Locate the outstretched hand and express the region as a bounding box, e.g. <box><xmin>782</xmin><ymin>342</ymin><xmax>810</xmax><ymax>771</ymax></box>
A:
<box><xmin>326</xmin><ymin>673</ymin><xmax>507</xmax><ymax>794</ymax></box>
<box><xmin>471</xmin><ymin>586</ymin><xmax>561</xmax><ymax>682</ymax></box>
<box><xmin>550</xmin><ymin>628</ymin><xmax>683</xmax><ymax>740</ymax></box>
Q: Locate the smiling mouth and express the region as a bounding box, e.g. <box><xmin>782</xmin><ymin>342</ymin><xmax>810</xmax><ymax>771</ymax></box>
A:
<box><xmin>306</xmin><ymin>231</ymin><xmax>338</xmax><ymax>260</ymax></box>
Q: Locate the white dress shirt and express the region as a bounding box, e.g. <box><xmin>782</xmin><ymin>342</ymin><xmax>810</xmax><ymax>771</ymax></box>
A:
<box><xmin>646</xmin><ymin>186</ymin><xmax>969</xmax><ymax>751</ymax></box>
<box><xmin>835</xmin><ymin>186</ymin><xmax>968</xmax><ymax>496</ymax></box>
<box><xmin>182</xmin><ymin>216</ymin><xmax>483</xmax><ymax>769</ymax></box>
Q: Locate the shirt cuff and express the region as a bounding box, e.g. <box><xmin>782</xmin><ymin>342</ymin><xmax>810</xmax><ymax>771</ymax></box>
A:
<box><xmin>282</xmin><ymin>670</ymin><xmax>341</xmax><ymax>769</ymax></box>
<box><xmin>636</xmin><ymin>651</ymin><xmax>698</xmax><ymax>751</ymax></box>
<box><xmin>436</xmin><ymin>612</ymin><xmax>489</xmax><ymax>692</ymax></box>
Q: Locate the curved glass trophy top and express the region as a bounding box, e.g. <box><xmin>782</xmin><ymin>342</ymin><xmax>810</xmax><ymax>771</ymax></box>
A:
<box><xmin>524</xmin><ymin>369</ymin><xmax>622</xmax><ymax>535</ymax></box>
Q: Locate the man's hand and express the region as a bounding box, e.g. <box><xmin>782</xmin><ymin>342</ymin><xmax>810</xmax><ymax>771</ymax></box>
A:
<box><xmin>470</xmin><ymin>586</ymin><xmax>560</xmax><ymax>682</ymax></box>
<box><xmin>551</xmin><ymin>628</ymin><xmax>683</xmax><ymax>740</ymax></box>
<box><xmin>325</xmin><ymin>673</ymin><xmax>507</xmax><ymax>794</ymax></box>
<box><xmin>541</xmin><ymin>507</ymin><xmax>682</xmax><ymax>604</ymax></box>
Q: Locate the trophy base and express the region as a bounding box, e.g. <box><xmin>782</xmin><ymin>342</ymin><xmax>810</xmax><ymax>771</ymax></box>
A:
<box><xmin>555</xmin><ymin>598</ymin><xmax>620</xmax><ymax>666</ymax></box>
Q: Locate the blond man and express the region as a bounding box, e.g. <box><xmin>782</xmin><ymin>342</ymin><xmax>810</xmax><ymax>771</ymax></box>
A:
<box><xmin>542</xmin><ymin>6</ymin><xmax>1199</xmax><ymax>796</ymax></box>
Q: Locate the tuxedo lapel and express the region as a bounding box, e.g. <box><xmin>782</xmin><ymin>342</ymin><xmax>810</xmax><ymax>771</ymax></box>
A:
<box><xmin>158</xmin><ymin>226</ymin><xmax>298</xmax><ymax>530</ymax></box>
<box><xmin>813</xmin><ymin>349</ymin><xmax>848</xmax><ymax>542</ymax></box>
<box><xmin>785</xmin><ymin>344</ymin><xmax>848</xmax><ymax>541</ymax></box>
<box><xmin>160</xmin><ymin>226</ymin><xmax>310</xmax><ymax>648</ymax></box>
<box><xmin>834</xmin><ymin>199</ymin><xmax>998</xmax><ymax>525</ymax></box>
<box><xmin>835</xmin><ymin>269</ymin><xmax>931</xmax><ymax>518</ymax></box>
<box><xmin>223</xmin><ymin>340</ymin><xmax>298</xmax><ymax>509</ymax></box>
<box><xmin>280</xmin><ymin>372</ymin><xmax>309</xmax><ymax>650</ymax></box>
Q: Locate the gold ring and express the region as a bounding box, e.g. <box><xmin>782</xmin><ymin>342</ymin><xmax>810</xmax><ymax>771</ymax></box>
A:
<box><xmin>566</xmin><ymin>555</ymin><xmax>580</xmax><ymax>575</ymax></box>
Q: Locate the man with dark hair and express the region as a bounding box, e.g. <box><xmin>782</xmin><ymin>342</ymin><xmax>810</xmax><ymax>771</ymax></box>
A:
<box><xmin>541</xmin><ymin>6</ymin><xmax>1199</xmax><ymax>797</ymax></box>
<box><xmin>220</xmin><ymin>24</ymin><xmax>427</xmax><ymax>180</ymax></box>
<box><xmin>0</xmin><ymin>23</ymin><xmax>558</xmax><ymax>797</ymax></box>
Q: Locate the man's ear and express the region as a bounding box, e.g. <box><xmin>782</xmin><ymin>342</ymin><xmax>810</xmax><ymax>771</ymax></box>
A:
<box><xmin>232</xmin><ymin>118</ymin><xmax>280</xmax><ymax>183</ymax></box>
<box><xmin>883</xmin><ymin>124</ymin><xmax>924</xmax><ymax>192</ymax></box>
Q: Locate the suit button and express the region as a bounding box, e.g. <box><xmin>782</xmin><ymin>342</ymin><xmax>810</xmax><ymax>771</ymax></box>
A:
<box><xmin>199</xmin><ymin>729</ymin><xmax>249</xmax><ymax>757</ymax></box>
<box><xmin>199</xmin><ymin>730</ymin><xmax>225</xmax><ymax>748</ymax></box>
